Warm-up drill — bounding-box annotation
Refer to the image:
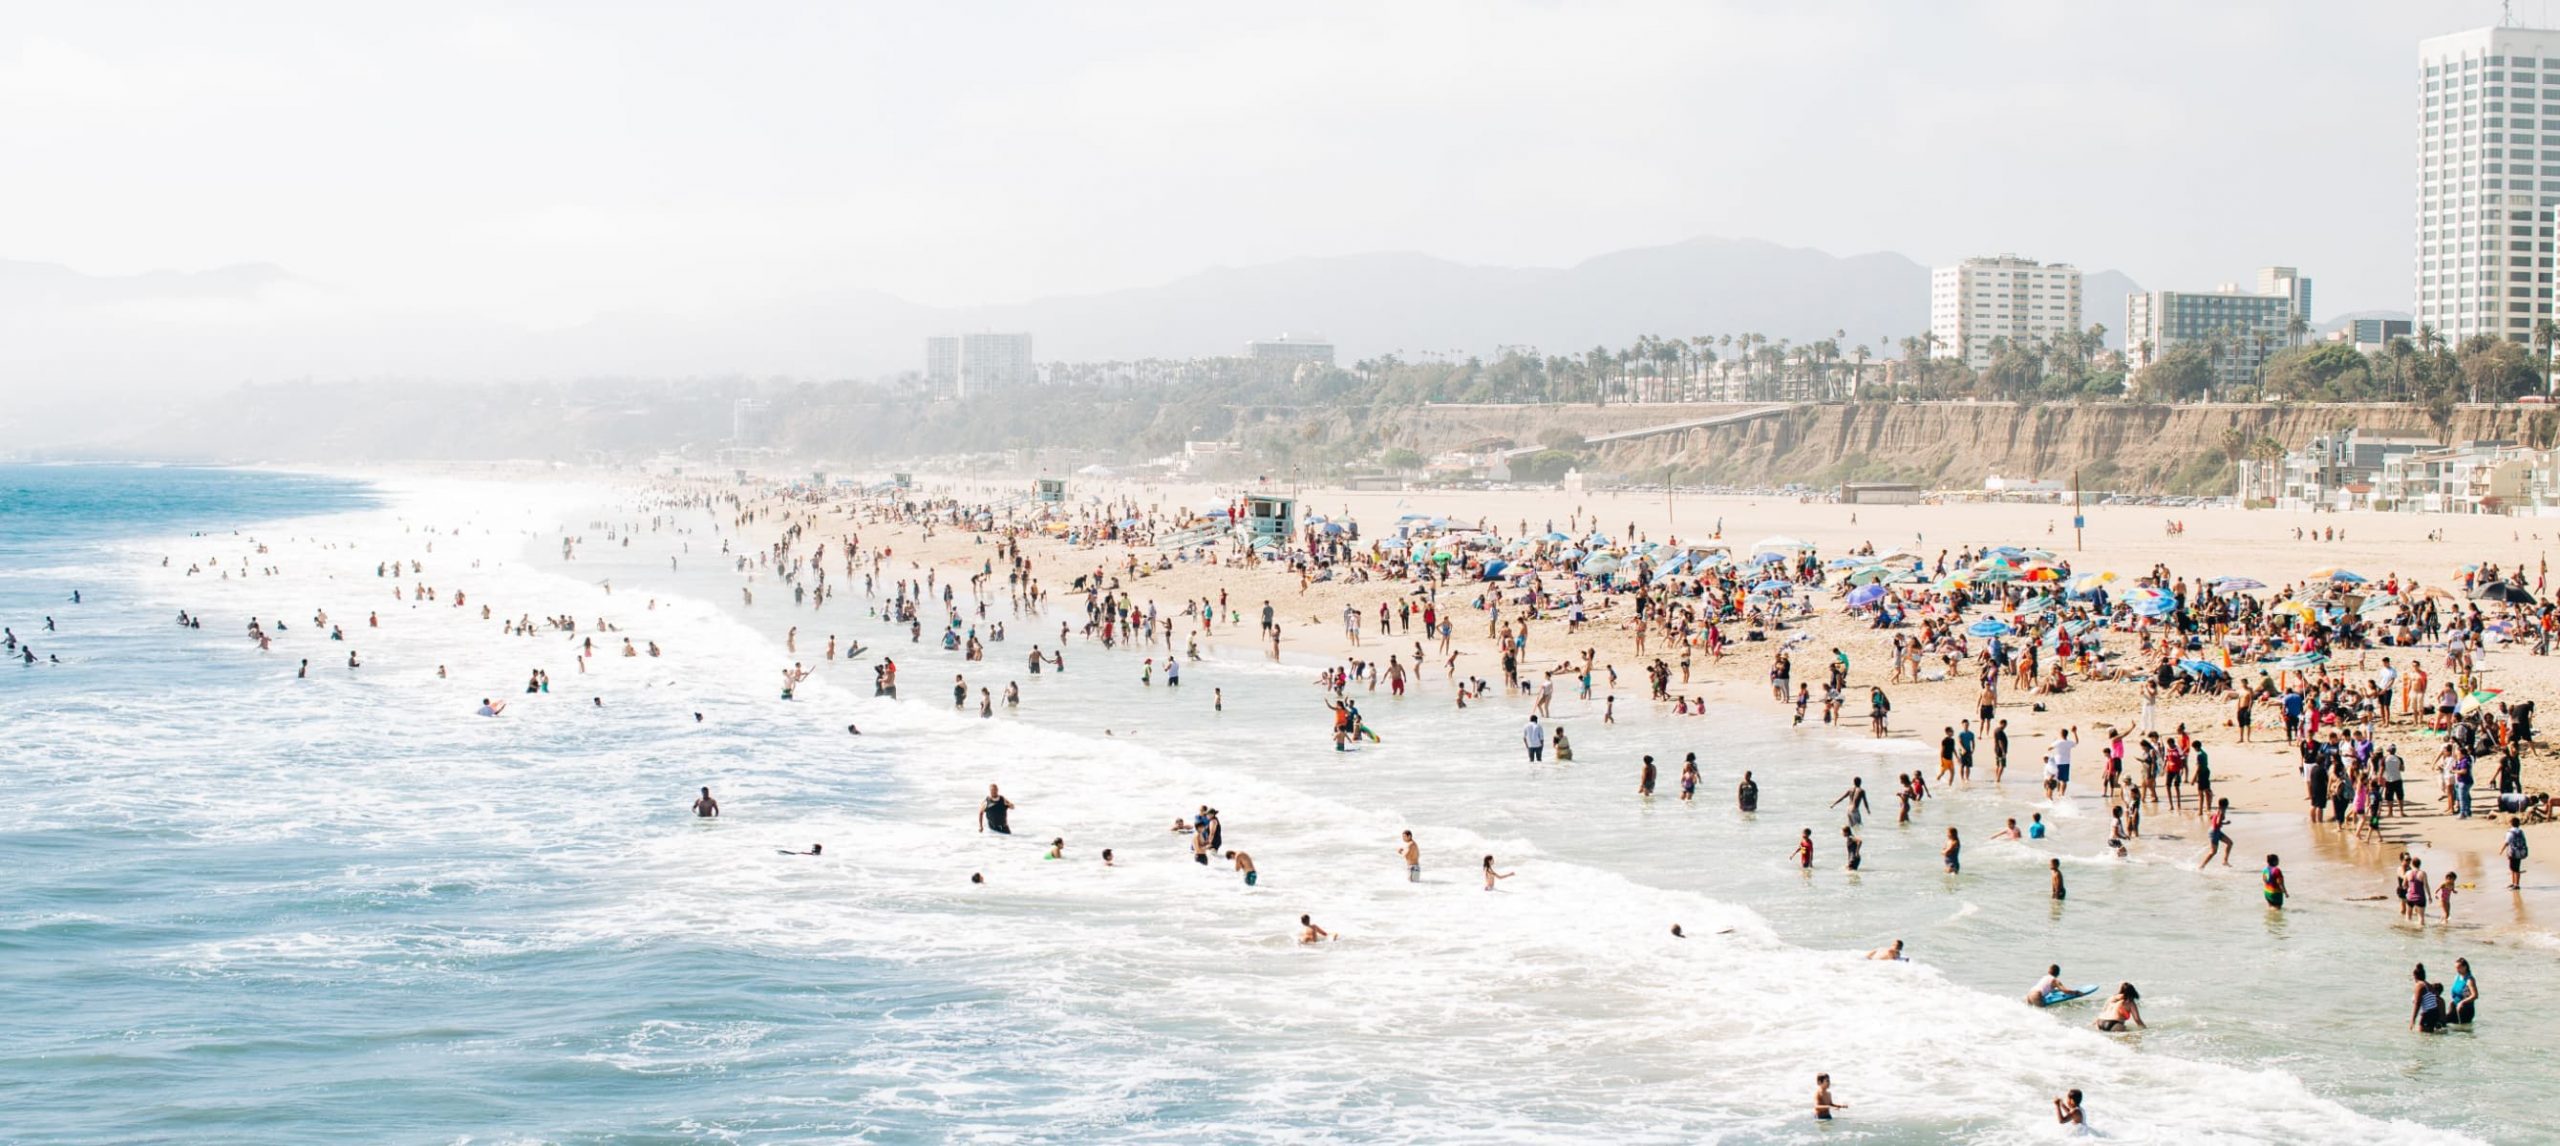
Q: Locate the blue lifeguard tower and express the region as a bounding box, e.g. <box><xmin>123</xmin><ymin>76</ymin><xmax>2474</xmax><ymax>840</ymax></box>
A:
<box><xmin>1242</xmin><ymin>493</ymin><xmax>1297</xmax><ymax>544</ymax></box>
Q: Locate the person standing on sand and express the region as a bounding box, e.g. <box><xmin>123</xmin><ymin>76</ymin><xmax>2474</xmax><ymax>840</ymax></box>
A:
<box><xmin>2502</xmin><ymin>816</ymin><xmax>2530</xmax><ymax>890</ymax></box>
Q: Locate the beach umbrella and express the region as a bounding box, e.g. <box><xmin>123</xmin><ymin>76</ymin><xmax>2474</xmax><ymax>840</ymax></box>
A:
<box><xmin>1583</xmin><ymin>555</ymin><xmax>1623</xmax><ymax>575</ymax></box>
<box><xmin>1933</xmin><ymin>574</ymin><xmax>1972</xmax><ymax>591</ymax></box>
<box><xmin>1753</xmin><ymin>579</ymin><xmax>1794</xmax><ymax>593</ymax></box>
<box><xmin>1967</xmin><ymin>618</ymin><xmax>2016</xmax><ymax>637</ymax></box>
<box><xmin>1974</xmin><ymin>567</ymin><xmax>2022</xmax><ymax>583</ymax></box>
<box><xmin>1543</xmin><ymin>531</ymin><xmax>1572</xmax><ymax>542</ymax></box>
<box><xmin>2214</xmin><ymin>576</ymin><xmax>2266</xmax><ymax>592</ymax></box>
<box><xmin>1557</xmin><ymin>547</ymin><xmax>1585</xmax><ymax>560</ymax></box>
<box><xmin>2262</xmin><ymin>651</ymin><xmax>2329</xmax><ymax>670</ymax></box>
<box><xmin>2459</xmin><ymin>688</ymin><xmax>2505</xmax><ymax>714</ymax></box>
<box><xmin>1376</xmin><ymin>538</ymin><xmax>1409</xmax><ymax>550</ymax></box>
<box><xmin>1318</xmin><ymin>521</ymin><xmax>1346</xmax><ymax>535</ymax></box>
<box><xmin>1752</xmin><ymin>535</ymin><xmax>1814</xmax><ymax>552</ymax></box>
<box><xmin>2072</xmin><ymin>570</ymin><xmax>2120</xmax><ymax>589</ymax></box>
<box><xmin>2306</xmin><ymin>567</ymin><xmax>2368</xmax><ymax>583</ymax></box>
<box><xmin>1846</xmin><ymin>564</ymin><xmax>1898</xmax><ymax>586</ymax></box>
<box><xmin>2176</xmin><ymin>659</ymin><xmax>2229</xmax><ymax>678</ymax></box>
<box><xmin>1431</xmin><ymin>550</ymin><xmax>1455</xmax><ymax>563</ymax></box>
<box><xmin>1748</xmin><ymin>550</ymin><xmax>1787</xmax><ymax>565</ymax></box>
<box><xmin>2022</xmin><ymin>565</ymin><xmax>2063</xmax><ymax>582</ymax></box>
<box><xmin>2122</xmin><ymin>587</ymin><xmax>2175</xmax><ymax>616</ymax></box>
<box><xmin>2274</xmin><ymin>600</ymin><xmax>2316</xmax><ymax>623</ymax></box>
<box><xmin>2478</xmin><ymin>582</ymin><xmax>2536</xmax><ymax>605</ymax></box>
<box><xmin>1846</xmin><ymin>583</ymin><xmax>1887</xmax><ymax>607</ymax></box>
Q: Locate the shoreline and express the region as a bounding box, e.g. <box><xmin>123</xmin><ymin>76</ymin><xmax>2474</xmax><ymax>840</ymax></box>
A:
<box><xmin>739</xmin><ymin>473</ymin><xmax>2560</xmax><ymax>942</ymax></box>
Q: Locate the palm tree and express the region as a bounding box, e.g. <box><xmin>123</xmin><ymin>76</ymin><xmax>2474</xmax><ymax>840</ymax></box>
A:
<box><xmin>1850</xmin><ymin>343</ymin><xmax>1871</xmax><ymax>399</ymax></box>
<box><xmin>2535</xmin><ymin>318</ymin><xmax>2560</xmax><ymax>395</ymax></box>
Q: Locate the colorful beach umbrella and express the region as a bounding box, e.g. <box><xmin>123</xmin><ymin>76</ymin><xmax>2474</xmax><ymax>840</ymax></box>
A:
<box><xmin>1845</xmin><ymin>583</ymin><xmax>1888</xmax><ymax>607</ymax></box>
<box><xmin>1967</xmin><ymin>618</ymin><xmax>2016</xmax><ymax>637</ymax></box>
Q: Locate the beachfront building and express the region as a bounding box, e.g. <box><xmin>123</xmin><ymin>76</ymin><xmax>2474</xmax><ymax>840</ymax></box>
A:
<box><xmin>2375</xmin><ymin>443</ymin><xmax>2535</xmax><ymax>513</ymax></box>
<box><xmin>1245</xmin><ymin>335</ymin><xmax>1335</xmax><ymax>365</ymax></box>
<box><xmin>2417</xmin><ymin>23</ymin><xmax>2560</xmax><ymax>346</ymax></box>
<box><xmin>924</xmin><ymin>332</ymin><xmax>1037</xmax><ymax>398</ymax></box>
<box><xmin>2239</xmin><ymin>428</ymin><xmax>2439</xmax><ymax>511</ymax></box>
<box><xmin>1929</xmin><ymin>255</ymin><xmax>2082</xmax><ymax>371</ymax></box>
<box><xmin>2121</xmin><ymin>268</ymin><xmax>2312</xmax><ymax>392</ymax></box>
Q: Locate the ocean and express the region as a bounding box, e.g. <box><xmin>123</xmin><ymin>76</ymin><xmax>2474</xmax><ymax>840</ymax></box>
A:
<box><xmin>0</xmin><ymin>464</ymin><xmax>2544</xmax><ymax>1144</ymax></box>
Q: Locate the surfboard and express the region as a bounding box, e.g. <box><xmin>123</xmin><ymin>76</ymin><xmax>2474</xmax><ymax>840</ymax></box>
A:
<box><xmin>2039</xmin><ymin>984</ymin><xmax>2101</xmax><ymax>1007</ymax></box>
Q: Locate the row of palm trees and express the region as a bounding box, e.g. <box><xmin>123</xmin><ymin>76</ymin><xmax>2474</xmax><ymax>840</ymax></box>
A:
<box><xmin>1558</xmin><ymin>330</ymin><xmax>1891</xmax><ymax>404</ymax></box>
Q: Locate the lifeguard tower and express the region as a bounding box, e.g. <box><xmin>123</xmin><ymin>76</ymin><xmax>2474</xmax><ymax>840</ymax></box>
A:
<box><xmin>892</xmin><ymin>472</ymin><xmax>913</xmax><ymax>489</ymax></box>
<box><xmin>1242</xmin><ymin>493</ymin><xmax>1297</xmax><ymax>544</ymax></box>
<box><xmin>1035</xmin><ymin>478</ymin><xmax>1067</xmax><ymax>504</ymax></box>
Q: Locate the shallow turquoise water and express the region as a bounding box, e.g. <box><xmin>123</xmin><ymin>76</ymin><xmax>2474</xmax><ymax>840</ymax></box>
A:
<box><xmin>0</xmin><ymin>466</ymin><xmax>2544</xmax><ymax>1143</ymax></box>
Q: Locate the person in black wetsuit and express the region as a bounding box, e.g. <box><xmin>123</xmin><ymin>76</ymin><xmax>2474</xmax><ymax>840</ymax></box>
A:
<box><xmin>978</xmin><ymin>784</ymin><xmax>1015</xmax><ymax>834</ymax></box>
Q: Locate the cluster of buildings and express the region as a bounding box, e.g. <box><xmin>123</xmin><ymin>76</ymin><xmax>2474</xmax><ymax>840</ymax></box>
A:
<box><xmin>1917</xmin><ymin>20</ymin><xmax>2560</xmax><ymax>400</ymax></box>
<box><xmin>2236</xmin><ymin>427</ymin><xmax>2560</xmax><ymax>515</ymax></box>
<box><xmin>921</xmin><ymin>332</ymin><xmax>1334</xmax><ymax>398</ymax></box>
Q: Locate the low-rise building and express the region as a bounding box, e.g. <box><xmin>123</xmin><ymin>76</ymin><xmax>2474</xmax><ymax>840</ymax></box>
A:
<box><xmin>1246</xmin><ymin>335</ymin><xmax>1335</xmax><ymax>365</ymax></box>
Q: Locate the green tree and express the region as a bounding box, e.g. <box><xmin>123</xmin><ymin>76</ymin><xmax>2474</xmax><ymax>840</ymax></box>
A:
<box><xmin>2134</xmin><ymin>345</ymin><xmax>2214</xmax><ymax>402</ymax></box>
<box><xmin>2459</xmin><ymin>335</ymin><xmax>2542</xmax><ymax>402</ymax></box>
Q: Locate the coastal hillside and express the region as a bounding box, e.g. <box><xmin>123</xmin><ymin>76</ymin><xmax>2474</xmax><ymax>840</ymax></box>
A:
<box><xmin>1342</xmin><ymin>401</ymin><xmax>2560</xmax><ymax>494</ymax></box>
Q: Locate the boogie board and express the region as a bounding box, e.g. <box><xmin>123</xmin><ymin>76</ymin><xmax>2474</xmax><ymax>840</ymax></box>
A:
<box><xmin>2038</xmin><ymin>984</ymin><xmax>2101</xmax><ymax>1007</ymax></box>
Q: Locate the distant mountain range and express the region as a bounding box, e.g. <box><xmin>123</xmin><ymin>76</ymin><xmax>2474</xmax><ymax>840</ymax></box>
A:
<box><xmin>0</xmin><ymin>239</ymin><xmax>2160</xmax><ymax>405</ymax></box>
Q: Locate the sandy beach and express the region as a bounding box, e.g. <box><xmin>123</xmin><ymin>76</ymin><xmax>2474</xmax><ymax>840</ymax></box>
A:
<box><xmin>746</xmin><ymin>474</ymin><xmax>2560</xmax><ymax>937</ymax></box>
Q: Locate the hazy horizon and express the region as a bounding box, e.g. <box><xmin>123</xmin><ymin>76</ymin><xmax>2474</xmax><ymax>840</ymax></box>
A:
<box><xmin>0</xmin><ymin>0</ymin><xmax>2541</xmax><ymax>425</ymax></box>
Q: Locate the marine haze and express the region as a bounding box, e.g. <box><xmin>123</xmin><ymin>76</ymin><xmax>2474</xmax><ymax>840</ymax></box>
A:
<box><xmin>0</xmin><ymin>0</ymin><xmax>2520</xmax><ymax>456</ymax></box>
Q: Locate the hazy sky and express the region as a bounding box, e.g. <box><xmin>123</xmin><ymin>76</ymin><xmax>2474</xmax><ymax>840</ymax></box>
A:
<box><xmin>0</xmin><ymin>0</ymin><xmax>2536</xmax><ymax>328</ymax></box>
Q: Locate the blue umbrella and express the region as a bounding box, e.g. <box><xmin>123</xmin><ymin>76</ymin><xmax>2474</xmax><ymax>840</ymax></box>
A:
<box><xmin>1543</xmin><ymin>531</ymin><xmax>1573</xmax><ymax>542</ymax></box>
<box><xmin>1749</xmin><ymin>551</ymin><xmax>1786</xmax><ymax>565</ymax></box>
<box><xmin>1967</xmin><ymin>618</ymin><xmax>2015</xmax><ymax>637</ymax></box>
<box><xmin>1846</xmin><ymin>583</ymin><xmax>1887</xmax><ymax>607</ymax></box>
<box><xmin>1753</xmin><ymin>579</ymin><xmax>1793</xmax><ymax>593</ymax></box>
<box><xmin>1318</xmin><ymin>522</ymin><xmax>1346</xmax><ymax>535</ymax></box>
<box><xmin>2176</xmin><ymin>658</ymin><xmax>2228</xmax><ymax>677</ymax></box>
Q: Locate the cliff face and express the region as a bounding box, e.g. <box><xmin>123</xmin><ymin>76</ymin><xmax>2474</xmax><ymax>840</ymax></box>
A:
<box><xmin>1366</xmin><ymin>402</ymin><xmax>2560</xmax><ymax>494</ymax></box>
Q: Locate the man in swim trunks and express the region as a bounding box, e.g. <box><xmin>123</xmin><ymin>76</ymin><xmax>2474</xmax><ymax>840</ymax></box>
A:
<box><xmin>978</xmin><ymin>784</ymin><xmax>1015</xmax><ymax>834</ymax></box>
<box><xmin>692</xmin><ymin>787</ymin><xmax>719</xmax><ymax>818</ymax></box>
<box><xmin>1227</xmin><ymin>850</ymin><xmax>1256</xmax><ymax>886</ymax></box>
<box><xmin>1400</xmin><ymin>830</ymin><xmax>1421</xmax><ymax>882</ymax></box>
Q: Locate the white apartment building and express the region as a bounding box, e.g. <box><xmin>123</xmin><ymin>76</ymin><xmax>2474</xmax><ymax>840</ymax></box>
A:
<box><xmin>1928</xmin><ymin>255</ymin><xmax>2082</xmax><ymax>371</ymax></box>
<box><xmin>2417</xmin><ymin>24</ymin><xmax>2560</xmax><ymax>346</ymax></box>
<box><xmin>924</xmin><ymin>332</ymin><xmax>1037</xmax><ymax>397</ymax></box>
